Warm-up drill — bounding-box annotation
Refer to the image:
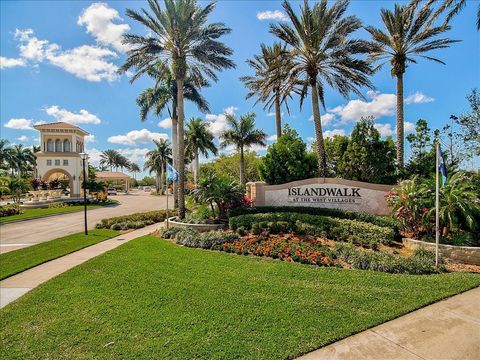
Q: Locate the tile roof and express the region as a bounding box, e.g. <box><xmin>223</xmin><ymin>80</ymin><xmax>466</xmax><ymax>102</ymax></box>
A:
<box><xmin>96</xmin><ymin>171</ymin><xmax>131</xmax><ymax>179</ymax></box>
<box><xmin>34</xmin><ymin>122</ymin><xmax>89</xmax><ymax>135</ymax></box>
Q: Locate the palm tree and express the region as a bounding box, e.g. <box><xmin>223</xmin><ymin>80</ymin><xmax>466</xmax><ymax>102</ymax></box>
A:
<box><xmin>185</xmin><ymin>117</ymin><xmax>217</xmax><ymax>186</ymax></box>
<box><xmin>144</xmin><ymin>139</ymin><xmax>172</xmax><ymax>193</ymax></box>
<box><xmin>129</xmin><ymin>163</ymin><xmax>141</xmax><ymax>180</ymax></box>
<box><xmin>100</xmin><ymin>149</ymin><xmax>121</xmax><ymax>171</ymax></box>
<box><xmin>241</xmin><ymin>42</ymin><xmax>295</xmax><ymax>139</ymax></box>
<box><xmin>0</xmin><ymin>139</ymin><xmax>12</xmax><ymax>171</ymax></box>
<box><xmin>120</xmin><ymin>0</ymin><xmax>235</xmax><ymax>219</ymax></box>
<box><xmin>9</xmin><ymin>144</ymin><xmax>34</xmax><ymax>177</ymax></box>
<box><xmin>136</xmin><ymin>66</ymin><xmax>210</xmax><ymax>208</ymax></box>
<box><xmin>270</xmin><ymin>0</ymin><xmax>373</xmax><ymax>177</ymax></box>
<box><xmin>220</xmin><ymin>113</ymin><xmax>266</xmax><ymax>186</ymax></box>
<box><xmin>117</xmin><ymin>155</ymin><xmax>131</xmax><ymax>173</ymax></box>
<box><xmin>366</xmin><ymin>0</ymin><xmax>461</xmax><ymax>169</ymax></box>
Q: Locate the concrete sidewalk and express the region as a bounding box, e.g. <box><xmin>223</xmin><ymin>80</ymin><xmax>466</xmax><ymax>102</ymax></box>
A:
<box><xmin>299</xmin><ymin>286</ymin><xmax>480</xmax><ymax>360</ymax></box>
<box><xmin>0</xmin><ymin>223</ymin><xmax>162</xmax><ymax>308</ymax></box>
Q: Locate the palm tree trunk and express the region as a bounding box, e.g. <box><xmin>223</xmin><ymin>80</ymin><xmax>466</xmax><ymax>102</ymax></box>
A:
<box><xmin>194</xmin><ymin>147</ymin><xmax>200</xmax><ymax>186</ymax></box>
<box><xmin>239</xmin><ymin>145</ymin><xmax>245</xmax><ymax>186</ymax></box>
<box><xmin>171</xmin><ymin>116</ymin><xmax>179</xmax><ymax>209</ymax></box>
<box><xmin>160</xmin><ymin>163</ymin><xmax>165</xmax><ymax>195</ymax></box>
<box><xmin>176</xmin><ymin>78</ymin><xmax>186</xmax><ymax>219</ymax></box>
<box><xmin>275</xmin><ymin>90</ymin><xmax>282</xmax><ymax>139</ymax></box>
<box><xmin>396</xmin><ymin>73</ymin><xmax>405</xmax><ymax>170</ymax></box>
<box><xmin>310</xmin><ymin>82</ymin><xmax>327</xmax><ymax>177</ymax></box>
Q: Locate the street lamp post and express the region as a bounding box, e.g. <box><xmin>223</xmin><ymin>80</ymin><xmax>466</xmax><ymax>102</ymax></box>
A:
<box><xmin>80</xmin><ymin>152</ymin><xmax>89</xmax><ymax>235</ymax></box>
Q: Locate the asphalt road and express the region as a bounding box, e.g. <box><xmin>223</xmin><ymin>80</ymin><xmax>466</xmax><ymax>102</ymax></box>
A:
<box><xmin>0</xmin><ymin>191</ymin><xmax>169</xmax><ymax>253</ymax></box>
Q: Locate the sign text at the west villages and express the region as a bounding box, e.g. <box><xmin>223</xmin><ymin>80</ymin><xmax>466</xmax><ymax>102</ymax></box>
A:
<box><xmin>288</xmin><ymin>186</ymin><xmax>362</xmax><ymax>205</ymax></box>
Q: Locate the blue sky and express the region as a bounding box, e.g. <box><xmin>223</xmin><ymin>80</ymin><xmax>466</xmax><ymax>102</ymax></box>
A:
<box><xmin>1</xmin><ymin>0</ymin><xmax>479</xmax><ymax>175</ymax></box>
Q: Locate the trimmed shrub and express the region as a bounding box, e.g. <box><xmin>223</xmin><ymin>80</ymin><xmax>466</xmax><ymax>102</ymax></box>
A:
<box><xmin>229</xmin><ymin>212</ymin><xmax>394</xmax><ymax>248</ymax></box>
<box><xmin>159</xmin><ymin>226</ymin><xmax>191</xmax><ymax>240</ymax></box>
<box><xmin>48</xmin><ymin>202</ymin><xmax>68</xmax><ymax>208</ymax></box>
<box><xmin>173</xmin><ymin>229</ymin><xmax>239</xmax><ymax>249</ymax></box>
<box><xmin>96</xmin><ymin>210</ymin><xmax>175</xmax><ymax>229</ymax></box>
<box><xmin>0</xmin><ymin>204</ymin><xmax>22</xmax><ymax>217</ymax></box>
<box><xmin>236</xmin><ymin>226</ymin><xmax>247</xmax><ymax>236</ymax></box>
<box><xmin>228</xmin><ymin>206</ymin><xmax>399</xmax><ymax>236</ymax></box>
<box><xmin>333</xmin><ymin>243</ymin><xmax>444</xmax><ymax>275</ymax></box>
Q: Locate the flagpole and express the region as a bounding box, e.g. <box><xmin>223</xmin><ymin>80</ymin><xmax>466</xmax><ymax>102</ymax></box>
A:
<box><xmin>166</xmin><ymin>167</ymin><xmax>169</xmax><ymax>229</ymax></box>
<box><xmin>435</xmin><ymin>141</ymin><xmax>440</xmax><ymax>267</ymax></box>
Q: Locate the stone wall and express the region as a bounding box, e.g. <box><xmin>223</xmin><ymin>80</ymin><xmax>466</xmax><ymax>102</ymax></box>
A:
<box><xmin>247</xmin><ymin>178</ymin><xmax>393</xmax><ymax>215</ymax></box>
<box><xmin>403</xmin><ymin>238</ymin><xmax>480</xmax><ymax>265</ymax></box>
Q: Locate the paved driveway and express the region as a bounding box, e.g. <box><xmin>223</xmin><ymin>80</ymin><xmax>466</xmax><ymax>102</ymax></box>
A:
<box><xmin>0</xmin><ymin>191</ymin><xmax>170</xmax><ymax>252</ymax></box>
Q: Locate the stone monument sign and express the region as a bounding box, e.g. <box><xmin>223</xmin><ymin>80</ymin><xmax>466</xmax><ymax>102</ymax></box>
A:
<box><xmin>246</xmin><ymin>178</ymin><xmax>394</xmax><ymax>215</ymax></box>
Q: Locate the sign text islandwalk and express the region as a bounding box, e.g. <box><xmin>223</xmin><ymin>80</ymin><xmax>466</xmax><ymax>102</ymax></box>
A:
<box><xmin>288</xmin><ymin>186</ymin><xmax>362</xmax><ymax>205</ymax></box>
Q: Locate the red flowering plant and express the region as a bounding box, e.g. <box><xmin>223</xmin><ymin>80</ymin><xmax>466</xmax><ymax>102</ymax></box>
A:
<box><xmin>386</xmin><ymin>177</ymin><xmax>433</xmax><ymax>238</ymax></box>
<box><xmin>217</xmin><ymin>234</ymin><xmax>335</xmax><ymax>267</ymax></box>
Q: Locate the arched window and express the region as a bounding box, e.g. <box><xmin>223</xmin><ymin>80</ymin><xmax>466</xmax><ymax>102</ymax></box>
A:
<box><xmin>47</xmin><ymin>139</ymin><xmax>54</xmax><ymax>152</ymax></box>
<box><xmin>55</xmin><ymin>139</ymin><xmax>62</xmax><ymax>152</ymax></box>
<box><xmin>63</xmin><ymin>139</ymin><xmax>71</xmax><ymax>152</ymax></box>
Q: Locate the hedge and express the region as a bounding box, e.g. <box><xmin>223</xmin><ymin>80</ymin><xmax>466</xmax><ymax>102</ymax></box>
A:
<box><xmin>0</xmin><ymin>204</ymin><xmax>22</xmax><ymax>217</ymax></box>
<box><xmin>160</xmin><ymin>227</ymin><xmax>239</xmax><ymax>249</ymax></box>
<box><xmin>95</xmin><ymin>210</ymin><xmax>176</xmax><ymax>230</ymax></box>
<box><xmin>229</xmin><ymin>212</ymin><xmax>394</xmax><ymax>248</ymax></box>
<box><xmin>229</xmin><ymin>206</ymin><xmax>399</xmax><ymax>236</ymax></box>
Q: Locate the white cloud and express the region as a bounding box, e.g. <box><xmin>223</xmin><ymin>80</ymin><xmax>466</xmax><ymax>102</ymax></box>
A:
<box><xmin>47</xmin><ymin>45</ymin><xmax>118</xmax><ymax>82</ymax></box>
<box><xmin>374</xmin><ymin>123</ymin><xmax>394</xmax><ymax>137</ymax></box>
<box><xmin>205</xmin><ymin>106</ymin><xmax>238</xmax><ymax>138</ymax></box>
<box><xmin>78</xmin><ymin>3</ymin><xmax>130</xmax><ymax>52</ymax></box>
<box><xmin>374</xmin><ymin>121</ymin><xmax>416</xmax><ymax>137</ymax></box>
<box><xmin>12</xmin><ymin>28</ymin><xmax>118</xmax><ymax>82</ymax></box>
<box><xmin>4</xmin><ymin>118</ymin><xmax>34</xmax><ymax>130</ymax></box>
<box><xmin>157</xmin><ymin>117</ymin><xmax>172</xmax><ymax>129</ymax></box>
<box><xmin>224</xmin><ymin>106</ymin><xmax>238</xmax><ymax>116</ymax></box>
<box><xmin>84</xmin><ymin>147</ymin><xmax>102</xmax><ymax>166</ymax></box>
<box><xmin>331</xmin><ymin>90</ymin><xmax>396</xmax><ymax>123</ymax></box>
<box><xmin>257</xmin><ymin>10</ymin><xmax>289</xmax><ymax>21</ymax></box>
<box><xmin>405</xmin><ymin>92</ymin><xmax>434</xmax><ymax>104</ymax></box>
<box><xmin>118</xmin><ymin>148</ymin><xmax>150</xmax><ymax>164</ymax></box>
<box><xmin>17</xmin><ymin>135</ymin><xmax>29</xmax><ymax>142</ymax></box>
<box><xmin>267</xmin><ymin>134</ymin><xmax>277</xmax><ymax>142</ymax></box>
<box><xmin>324</xmin><ymin>129</ymin><xmax>346</xmax><ymax>138</ymax></box>
<box><xmin>107</xmin><ymin>129</ymin><xmax>168</xmax><ymax>146</ymax></box>
<box><xmin>45</xmin><ymin>105</ymin><xmax>101</xmax><ymax>125</ymax></box>
<box><xmin>0</xmin><ymin>56</ymin><xmax>26</xmax><ymax>69</ymax></box>
<box><xmin>267</xmin><ymin>111</ymin><xmax>284</xmax><ymax>117</ymax></box>
<box><xmin>85</xmin><ymin>134</ymin><xmax>96</xmax><ymax>143</ymax></box>
<box><xmin>308</xmin><ymin>113</ymin><xmax>335</xmax><ymax>126</ymax></box>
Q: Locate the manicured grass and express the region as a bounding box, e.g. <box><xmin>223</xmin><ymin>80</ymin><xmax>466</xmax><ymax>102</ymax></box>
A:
<box><xmin>0</xmin><ymin>205</ymin><xmax>101</xmax><ymax>223</ymax></box>
<box><xmin>1</xmin><ymin>236</ymin><xmax>479</xmax><ymax>359</ymax></box>
<box><xmin>0</xmin><ymin>229</ymin><xmax>119</xmax><ymax>280</ymax></box>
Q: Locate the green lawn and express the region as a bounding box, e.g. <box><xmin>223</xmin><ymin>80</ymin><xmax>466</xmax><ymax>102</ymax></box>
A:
<box><xmin>0</xmin><ymin>229</ymin><xmax>119</xmax><ymax>280</ymax></box>
<box><xmin>0</xmin><ymin>205</ymin><xmax>101</xmax><ymax>223</ymax></box>
<box><xmin>1</xmin><ymin>236</ymin><xmax>479</xmax><ymax>359</ymax></box>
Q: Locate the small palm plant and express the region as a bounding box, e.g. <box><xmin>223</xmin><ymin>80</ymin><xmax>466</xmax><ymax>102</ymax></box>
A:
<box><xmin>220</xmin><ymin>113</ymin><xmax>266</xmax><ymax>186</ymax></box>
<box><xmin>241</xmin><ymin>42</ymin><xmax>295</xmax><ymax>139</ymax></box>
<box><xmin>185</xmin><ymin>118</ymin><xmax>217</xmax><ymax>186</ymax></box>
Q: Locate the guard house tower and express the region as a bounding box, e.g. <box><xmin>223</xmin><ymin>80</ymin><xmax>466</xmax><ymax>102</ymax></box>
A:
<box><xmin>34</xmin><ymin>122</ymin><xmax>89</xmax><ymax>198</ymax></box>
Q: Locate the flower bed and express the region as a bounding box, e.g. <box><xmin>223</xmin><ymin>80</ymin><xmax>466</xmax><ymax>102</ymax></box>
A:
<box><xmin>229</xmin><ymin>212</ymin><xmax>394</xmax><ymax>248</ymax></box>
<box><xmin>0</xmin><ymin>204</ymin><xmax>22</xmax><ymax>217</ymax></box>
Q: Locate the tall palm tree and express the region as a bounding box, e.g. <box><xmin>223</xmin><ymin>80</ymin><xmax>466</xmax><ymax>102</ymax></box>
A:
<box><xmin>366</xmin><ymin>0</ymin><xmax>461</xmax><ymax>169</ymax></box>
<box><xmin>136</xmin><ymin>66</ymin><xmax>210</xmax><ymax>208</ymax></box>
<box><xmin>129</xmin><ymin>163</ymin><xmax>141</xmax><ymax>180</ymax></box>
<box><xmin>270</xmin><ymin>0</ymin><xmax>373</xmax><ymax>177</ymax></box>
<box><xmin>185</xmin><ymin>117</ymin><xmax>218</xmax><ymax>185</ymax></box>
<box><xmin>220</xmin><ymin>113</ymin><xmax>266</xmax><ymax>186</ymax></box>
<box><xmin>100</xmin><ymin>149</ymin><xmax>121</xmax><ymax>171</ymax></box>
<box><xmin>117</xmin><ymin>155</ymin><xmax>131</xmax><ymax>173</ymax></box>
<box><xmin>144</xmin><ymin>139</ymin><xmax>172</xmax><ymax>193</ymax></box>
<box><xmin>8</xmin><ymin>144</ymin><xmax>35</xmax><ymax>177</ymax></box>
<box><xmin>241</xmin><ymin>42</ymin><xmax>295</xmax><ymax>139</ymax></box>
<box><xmin>120</xmin><ymin>0</ymin><xmax>235</xmax><ymax>219</ymax></box>
<box><xmin>0</xmin><ymin>139</ymin><xmax>12</xmax><ymax>171</ymax></box>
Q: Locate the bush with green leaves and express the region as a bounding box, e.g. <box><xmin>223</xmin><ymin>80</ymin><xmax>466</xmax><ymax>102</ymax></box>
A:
<box><xmin>228</xmin><ymin>206</ymin><xmax>399</xmax><ymax>236</ymax></box>
<box><xmin>333</xmin><ymin>243</ymin><xmax>444</xmax><ymax>275</ymax></box>
<box><xmin>229</xmin><ymin>212</ymin><xmax>394</xmax><ymax>248</ymax></box>
<box><xmin>0</xmin><ymin>204</ymin><xmax>23</xmax><ymax>217</ymax></box>
<box><xmin>259</xmin><ymin>125</ymin><xmax>318</xmax><ymax>185</ymax></box>
<box><xmin>167</xmin><ymin>228</ymin><xmax>239</xmax><ymax>249</ymax></box>
<box><xmin>95</xmin><ymin>210</ymin><xmax>174</xmax><ymax>229</ymax></box>
<box><xmin>48</xmin><ymin>202</ymin><xmax>68</xmax><ymax>209</ymax></box>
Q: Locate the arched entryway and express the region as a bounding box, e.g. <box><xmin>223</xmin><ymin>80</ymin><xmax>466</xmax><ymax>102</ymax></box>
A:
<box><xmin>42</xmin><ymin>168</ymin><xmax>79</xmax><ymax>197</ymax></box>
